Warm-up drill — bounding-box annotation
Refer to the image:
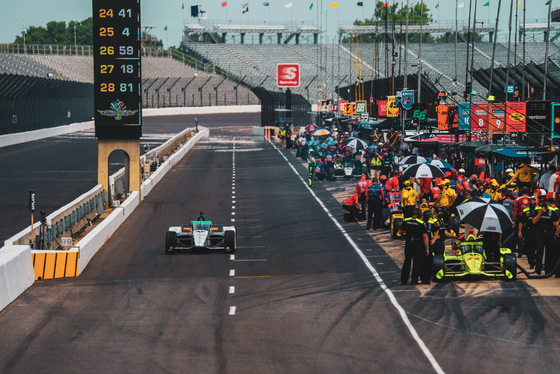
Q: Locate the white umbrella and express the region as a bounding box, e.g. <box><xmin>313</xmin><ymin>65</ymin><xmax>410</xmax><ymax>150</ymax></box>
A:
<box><xmin>457</xmin><ymin>198</ymin><xmax>513</xmax><ymax>233</ymax></box>
<box><xmin>398</xmin><ymin>155</ymin><xmax>427</xmax><ymax>165</ymax></box>
<box><xmin>402</xmin><ymin>163</ymin><xmax>445</xmax><ymax>179</ymax></box>
<box><xmin>344</xmin><ymin>138</ymin><xmax>367</xmax><ymax>150</ymax></box>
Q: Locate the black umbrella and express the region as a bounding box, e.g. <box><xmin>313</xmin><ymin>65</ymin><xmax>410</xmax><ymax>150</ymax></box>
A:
<box><xmin>402</xmin><ymin>163</ymin><xmax>445</xmax><ymax>179</ymax></box>
<box><xmin>398</xmin><ymin>155</ymin><xmax>427</xmax><ymax>165</ymax></box>
<box><xmin>456</xmin><ymin>197</ymin><xmax>513</xmax><ymax>233</ymax></box>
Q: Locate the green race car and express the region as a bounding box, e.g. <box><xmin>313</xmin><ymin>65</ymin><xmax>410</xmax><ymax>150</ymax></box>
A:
<box><xmin>432</xmin><ymin>240</ymin><xmax>517</xmax><ymax>281</ymax></box>
<box><xmin>165</xmin><ymin>220</ymin><xmax>236</xmax><ymax>254</ymax></box>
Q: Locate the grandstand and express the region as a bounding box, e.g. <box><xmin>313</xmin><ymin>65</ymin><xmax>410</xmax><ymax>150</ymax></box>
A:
<box><xmin>0</xmin><ymin>47</ymin><xmax>259</xmax><ymax>108</ymax></box>
<box><xmin>185</xmin><ymin>39</ymin><xmax>558</xmax><ymax>104</ymax></box>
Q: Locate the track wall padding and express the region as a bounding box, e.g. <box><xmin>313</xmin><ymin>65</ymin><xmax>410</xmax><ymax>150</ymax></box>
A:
<box><xmin>0</xmin><ymin>246</ymin><xmax>35</xmax><ymax>311</ymax></box>
<box><xmin>31</xmin><ymin>249</ymin><xmax>79</xmax><ymax>280</ymax></box>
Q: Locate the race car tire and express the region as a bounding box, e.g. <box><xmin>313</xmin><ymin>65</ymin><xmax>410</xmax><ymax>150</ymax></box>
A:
<box><xmin>503</xmin><ymin>253</ymin><xmax>517</xmax><ymax>281</ymax></box>
<box><xmin>327</xmin><ymin>166</ymin><xmax>335</xmax><ymax>181</ymax></box>
<box><xmin>432</xmin><ymin>254</ymin><xmax>445</xmax><ymax>282</ymax></box>
<box><xmin>165</xmin><ymin>231</ymin><xmax>176</xmax><ymax>255</ymax></box>
<box><xmin>224</xmin><ymin>230</ymin><xmax>236</xmax><ymax>253</ymax></box>
<box><xmin>391</xmin><ymin>217</ymin><xmax>403</xmax><ymax>238</ymax></box>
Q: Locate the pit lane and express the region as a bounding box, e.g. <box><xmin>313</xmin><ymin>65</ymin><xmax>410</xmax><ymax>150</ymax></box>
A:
<box><xmin>1</xmin><ymin>122</ymin><xmax>560</xmax><ymax>373</ymax></box>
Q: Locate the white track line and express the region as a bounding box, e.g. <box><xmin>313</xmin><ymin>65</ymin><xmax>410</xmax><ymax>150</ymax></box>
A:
<box><xmin>270</xmin><ymin>141</ymin><xmax>445</xmax><ymax>374</ymax></box>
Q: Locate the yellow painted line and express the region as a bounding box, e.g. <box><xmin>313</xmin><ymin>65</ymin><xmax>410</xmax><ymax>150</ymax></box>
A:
<box><xmin>234</xmin><ymin>275</ymin><xmax>271</xmax><ymax>279</ymax></box>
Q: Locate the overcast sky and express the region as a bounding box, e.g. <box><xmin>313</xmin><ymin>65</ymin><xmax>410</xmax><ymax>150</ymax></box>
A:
<box><xmin>0</xmin><ymin>1</ymin><xmax>553</xmax><ymax>47</ymax></box>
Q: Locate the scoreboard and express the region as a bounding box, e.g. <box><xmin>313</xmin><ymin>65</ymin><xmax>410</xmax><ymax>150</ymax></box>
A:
<box><xmin>93</xmin><ymin>0</ymin><xmax>141</xmax><ymax>139</ymax></box>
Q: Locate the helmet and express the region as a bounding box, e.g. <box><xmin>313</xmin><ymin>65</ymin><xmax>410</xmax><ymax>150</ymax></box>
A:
<box><xmin>458</xmin><ymin>168</ymin><xmax>465</xmax><ymax>174</ymax></box>
<box><xmin>491</xmin><ymin>179</ymin><xmax>499</xmax><ymax>188</ymax></box>
<box><xmin>404</xmin><ymin>180</ymin><xmax>411</xmax><ymax>187</ymax></box>
<box><xmin>380</xmin><ymin>175</ymin><xmax>387</xmax><ymax>180</ymax></box>
<box><xmin>444</xmin><ymin>179</ymin><xmax>451</xmax><ymax>185</ymax></box>
<box><xmin>505</xmin><ymin>168</ymin><xmax>514</xmax><ymax>174</ymax></box>
<box><xmin>423</xmin><ymin>210</ymin><xmax>432</xmax><ymax>221</ymax></box>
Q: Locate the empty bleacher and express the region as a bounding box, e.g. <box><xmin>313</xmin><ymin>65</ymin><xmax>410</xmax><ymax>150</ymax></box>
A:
<box><xmin>0</xmin><ymin>52</ymin><xmax>258</xmax><ymax>107</ymax></box>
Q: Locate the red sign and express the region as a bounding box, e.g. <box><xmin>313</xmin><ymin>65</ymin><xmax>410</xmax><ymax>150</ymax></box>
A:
<box><xmin>378</xmin><ymin>100</ymin><xmax>387</xmax><ymax>116</ymax></box>
<box><xmin>471</xmin><ymin>103</ymin><xmax>488</xmax><ymax>132</ymax></box>
<box><xmin>277</xmin><ymin>63</ymin><xmax>300</xmax><ymax>87</ymax></box>
<box><xmin>506</xmin><ymin>102</ymin><xmax>526</xmax><ymax>132</ymax></box>
<box><xmin>488</xmin><ymin>104</ymin><xmax>506</xmax><ymax>133</ymax></box>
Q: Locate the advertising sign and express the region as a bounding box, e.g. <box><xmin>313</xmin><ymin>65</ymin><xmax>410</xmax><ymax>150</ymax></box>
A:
<box><xmin>458</xmin><ymin>103</ymin><xmax>471</xmax><ymax>130</ymax></box>
<box><xmin>488</xmin><ymin>104</ymin><xmax>506</xmax><ymax>133</ymax></box>
<box><xmin>471</xmin><ymin>103</ymin><xmax>488</xmax><ymax>132</ymax></box>
<box><xmin>505</xmin><ymin>102</ymin><xmax>526</xmax><ymax>132</ymax></box>
<box><xmin>277</xmin><ymin>63</ymin><xmax>300</xmax><ymax>87</ymax></box>
<box><xmin>387</xmin><ymin>96</ymin><xmax>399</xmax><ymax>118</ymax></box>
<box><xmin>400</xmin><ymin>90</ymin><xmax>414</xmax><ymax>111</ymax></box>
<box><xmin>378</xmin><ymin>100</ymin><xmax>387</xmax><ymax>116</ymax></box>
<box><xmin>437</xmin><ymin>104</ymin><xmax>458</xmax><ymax>131</ymax></box>
<box><xmin>526</xmin><ymin>101</ymin><xmax>551</xmax><ymax>132</ymax></box>
<box><xmin>356</xmin><ymin>100</ymin><xmax>367</xmax><ymax>114</ymax></box>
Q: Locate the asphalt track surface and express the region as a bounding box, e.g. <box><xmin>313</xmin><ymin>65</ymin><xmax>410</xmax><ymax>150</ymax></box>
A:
<box><xmin>0</xmin><ymin>113</ymin><xmax>260</xmax><ymax>242</ymax></box>
<box><xmin>1</xmin><ymin>117</ymin><xmax>560</xmax><ymax>373</ymax></box>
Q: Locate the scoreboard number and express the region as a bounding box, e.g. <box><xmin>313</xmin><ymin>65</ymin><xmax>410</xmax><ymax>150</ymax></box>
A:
<box><xmin>93</xmin><ymin>0</ymin><xmax>141</xmax><ymax>139</ymax></box>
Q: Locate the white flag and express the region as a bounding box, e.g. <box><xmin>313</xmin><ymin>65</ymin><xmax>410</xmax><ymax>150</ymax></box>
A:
<box><xmin>458</xmin><ymin>2</ymin><xmax>465</xmax><ymax>8</ymax></box>
<box><xmin>285</xmin><ymin>2</ymin><xmax>293</xmax><ymax>8</ymax></box>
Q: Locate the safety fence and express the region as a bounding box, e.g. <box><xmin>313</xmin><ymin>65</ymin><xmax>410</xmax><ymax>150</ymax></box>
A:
<box><xmin>252</xmin><ymin>87</ymin><xmax>312</xmax><ymax>127</ymax></box>
<box><xmin>0</xmin><ymin>74</ymin><xmax>93</xmax><ymax>136</ymax></box>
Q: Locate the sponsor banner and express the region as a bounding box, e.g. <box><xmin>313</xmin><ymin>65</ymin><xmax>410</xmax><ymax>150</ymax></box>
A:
<box><xmin>489</xmin><ymin>104</ymin><xmax>506</xmax><ymax>133</ymax></box>
<box><xmin>336</xmin><ymin>100</ymin><xmax>347</xmax><ymax>113</ymax></box>
<box><xmin>277</xmin><ymin>63</ymin><xmax>300</xmax><ymax>87</ymax></box>
<box><xmin>458</xmin><ymin>103</ymin><xmax>471</xmax><ymax>130</ymax></box>
<box><xmin>471</xmin><ymin>103</ymin><xmax>488</xmax><ymax>132</ymax></box>
<box><xmin>378</xmin><ymin>100</ymin><xmax>387</xmax><ymax>116</ymax></box>
<box><xmin>526</xmin><ymin>100</ymin><xmax>551</xmax><ymax>131</ymax></box>
<box><xmin>387</xmin><ymin>96</ymin><xmax>399</xmax><ymax>117</ymax></box>
<box><xmin>437</xmin><ymin>104</ymin><xmax>458</xmax><ymax>131</ymax></box>
<box><xmin>505</xmin><ymin>102</ymin><xmax>526</xmax><ymax>132</ymax></box>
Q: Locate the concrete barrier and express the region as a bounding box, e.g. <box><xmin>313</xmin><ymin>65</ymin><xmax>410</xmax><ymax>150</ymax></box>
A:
<box><xmin>0</xmin><ymin>121</ymin><xmax>94</xmax><ymax>149</ymax></box>
<box><xmin>77</xmin><ymin>191</ymin><xmax>139</xmax><ymax>273</ymax></box>
<box><xmin>0</xmin><ymin>105</ymin><xmax>260</xmax><ymax>149</ymax></box>
<box><xmin>0</xmin><ymin>246</ymin><xmax>35</xmax><ymax>311</ymax></box>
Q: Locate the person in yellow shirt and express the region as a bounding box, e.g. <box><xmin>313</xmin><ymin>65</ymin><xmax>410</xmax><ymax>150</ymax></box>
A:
<box><xmin>438</xmin><ymin>180</ymin><xmax>456</xmax><ymax>207</ymax></box>
<box><xmin>485</xmin><ymin>180</ymin><xmax>502</xmax><ymax>201</ymax></box>
<box><xmin>514</xmin><ymin>162</ymin><xmax>539</xmax><ymax>192</ymax></box>
<box><xmin>401</xmin><ymin>180</ymin><xmax>419</xmax><ymax>218</ymax></box>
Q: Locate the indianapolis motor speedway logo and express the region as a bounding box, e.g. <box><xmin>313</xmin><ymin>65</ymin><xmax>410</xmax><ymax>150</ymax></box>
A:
<box><xmin>97</xmin><ymin>100</ymin><xmax>138</xmax><ymax>120</ymax></box>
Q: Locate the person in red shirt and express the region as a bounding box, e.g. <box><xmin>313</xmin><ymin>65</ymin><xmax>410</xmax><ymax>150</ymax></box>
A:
<box><xmin>385</xmin><ymin>171</ymin><xmax>402</xmax><ymax>192</ymax></box>
<box><xmin>512</xmin><ymin>186</ymin><xmax>531</xmax><ymax>222</ymax></box>
<box><xmin>419</xmin><ymin>177</ymin><xmax>432</xmax><ymax>200</ymax></box>
<box><xmin>355</xmin><ymin>174</ymin><xmax>371</xmax><ymax>220</ymax></box>
<box><xmin>343</xmin><ymin>193</ymin><xmax>361</xmax><ymax>222</ymax></box>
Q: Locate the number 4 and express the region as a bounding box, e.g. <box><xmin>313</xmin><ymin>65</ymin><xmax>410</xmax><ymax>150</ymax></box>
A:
<box><xmin>122</xmin><ymin>28</ymin><xmax>130</xmax><ymax>37</ymax></box>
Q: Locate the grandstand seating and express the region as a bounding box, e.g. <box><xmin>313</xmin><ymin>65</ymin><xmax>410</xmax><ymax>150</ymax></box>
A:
<box><xmin>0</xmin><ymin>53</ymin><xmax>257</xmax><ymax>107</ymax></box>
<box><xmin>1</xmin><ymin>41</ymin><xmax>558</xmax><ymax>107</ymax></box>
<box><xmin>186</xmin><ymin>41</ymin><xmax>558</xmax><ymax>103</ymax></box>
